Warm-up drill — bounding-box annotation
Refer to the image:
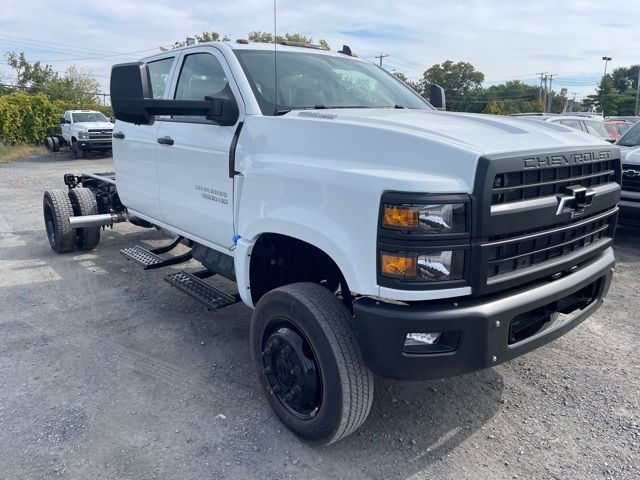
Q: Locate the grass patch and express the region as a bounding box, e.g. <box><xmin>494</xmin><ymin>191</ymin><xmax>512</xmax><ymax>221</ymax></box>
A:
<box><xmin>0</xmin><ymin>143</ymin><xmax>46</xmax><ymax>163</ymax></box>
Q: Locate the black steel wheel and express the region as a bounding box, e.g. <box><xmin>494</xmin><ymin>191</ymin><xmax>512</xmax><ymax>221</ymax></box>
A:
<box><xmin>43</xmin><ymin>189</ymin><xmax>76</xmax><ymax>253</ymax></box>
<box><xmin>251</xmin><ymin>282</ymin><xmax>374</xmax><ymax>445</ymax></box>
<box><xmin>68</xmin><ymin>187</ymin><xmax>100</xmax><ymax>251</ymax></box>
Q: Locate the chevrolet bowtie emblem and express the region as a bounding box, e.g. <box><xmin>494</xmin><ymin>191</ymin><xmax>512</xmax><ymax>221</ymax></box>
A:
<box><xmin>556</xmin><ymin>185</ymin><xmax>595</xmax><ymax>218</ymax></box>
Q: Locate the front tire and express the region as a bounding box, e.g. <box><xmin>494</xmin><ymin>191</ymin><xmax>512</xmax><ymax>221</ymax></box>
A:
<box><xmin>73</xmin><ymin>142</ymin><xmax>84</xmax><ymax>159</ymax></box>
<box><xmin>251</xmin><ymin>282</ymin><xmax>374</xmax><ymax>445</ymax></box>
<box><xmin>68</xmin><ymin>187</ymin><xmax>100</xmax><ymax>251</ymax></box>
<box><xmin>43</xmin><ymin>189</ymin><xmax>76</xmax><ymax>253</ymax></box>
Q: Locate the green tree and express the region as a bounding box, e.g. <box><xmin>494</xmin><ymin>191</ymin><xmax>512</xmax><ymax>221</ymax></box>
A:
<box><xmin>483</xmin><ymin>101</ymin><xmax>503</xmax><ymax>115</ymax></box>
<box><xmin>421</xmin><ymin>60</ymin><xmax>485</xmax><ymax>108</ymax></box>
<box><xmin>392</xmin><ymin>71</ymin><xmax>421</xmax><ymax>93</ymax></box>
<box><xmin>611</xmin><ymin>65</ymin><xmax>640</xmax><ymax>94</ymax></box>
<box><xmin>160</xmin><ymin>30</ymin><xmax>231</xmax><ymax>51</ymax></box>
<box><xmin>248</xmin><ymin>31</ymin><xmax>329</xmax><ymax>49</ymax></box>
<box><xmin>4</xmin><ymin>52</ymin><xmax>100</xmax><ymax>104</ymax></box>
<box><xmin>584</xmin><ymin>75</ymin><xmax>618</xmax><ymax>116</ymax></box>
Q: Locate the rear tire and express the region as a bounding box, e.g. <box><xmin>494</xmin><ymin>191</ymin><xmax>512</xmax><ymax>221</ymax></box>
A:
<box><xmin>251</xmin><ymin>282</ymin><xmax>374</xmax><ymax>446</ymax></box>
<box><xmin>44</xmin><ymin>137</ymin><xmax>53</xmax><ymax>151</ymax></box>
<box><xmin>52</xmin><ymin>136</ymin><xmax>60</xmax><ymax>152</ymax></box>
<box><xmin>43</xmin><ymin>189</ymin><xmax>76</xmax><ymax>253</ymax></box>
<box><xmin>68</xmin><ymin>187</ymin><xmax>100</xmax><ymax>251</ymax></box>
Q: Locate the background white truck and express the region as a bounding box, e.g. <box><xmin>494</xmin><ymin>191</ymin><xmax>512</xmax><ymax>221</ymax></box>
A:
<box><xmin>42</xmin><ymin>41</ymin><xmax>621</xmax><ymax>445</ymax></box>
<box><xmin>44</xmin><ymin>110</ymin><xmax>113</xmax><ymax>158</ymax></box>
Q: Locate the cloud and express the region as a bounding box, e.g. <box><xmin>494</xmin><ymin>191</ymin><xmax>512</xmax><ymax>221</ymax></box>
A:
<box><xmin>1</xmin><ymin>0</ymin><xmax>637</xmax><ymax>99</ymax></box>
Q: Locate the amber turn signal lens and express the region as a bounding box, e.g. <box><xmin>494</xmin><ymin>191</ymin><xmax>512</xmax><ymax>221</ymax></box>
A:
<box><xmin>380</xmin><ymin>253</ymin><xmax>417</xmax><ymax>279</ymax></box>
<box><xmin>383</xmin><ymin>206</ymin><xmax>419</xmax><ymax>229</ymax></box>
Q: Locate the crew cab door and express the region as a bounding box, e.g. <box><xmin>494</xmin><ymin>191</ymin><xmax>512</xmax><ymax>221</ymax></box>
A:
<box><xmin>156</xmin><ymin>47</ymin><xmax>242</xmax><ymax>249</ymax></box>
<box><xmin>111</xmin><ymin>55</ymin><xmax>177</xmax><ymax>221</ymax></box>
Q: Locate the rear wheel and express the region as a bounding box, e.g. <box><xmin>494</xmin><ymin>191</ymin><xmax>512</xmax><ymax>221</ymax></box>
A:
<box><xmin>52</xmin><ymin>136</ymin><xmax>60</xmax><ymax>152</ymax></box>
<box><xmin>251</xmin><ymin>282</ymin><xmax>374</xmax><ymax>445</ymax></box>
<box><xmin>44</xmin><ymin>137</ymin><xmax>54</xmax><ymax>151</ymax></box>
<box><xmin>43</xmin><ymin>189</ymin><xmax>76</xmax><ymax>253</ymax></box>
<box><xmin>68</xmin><ymin>187</ymin><xmax>100</xmax><ymax>251</ymax></box>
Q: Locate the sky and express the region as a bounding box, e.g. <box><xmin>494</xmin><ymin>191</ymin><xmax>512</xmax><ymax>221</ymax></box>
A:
<box><xmin>1</xmin><ymin>0</ymin><xmax>639</xmax><ymax>102</ymax></box>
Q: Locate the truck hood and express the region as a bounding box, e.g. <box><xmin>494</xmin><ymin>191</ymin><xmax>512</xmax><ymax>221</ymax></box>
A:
<box><xmin>73</xmin><ymin>121</ymin><xmax>114</xmax><ymax>130</ymax></box>
<box><xmin>619</xmin><ymin>145</ymin><xmax>640</xmax><ymax>165</ymax></box>
<box><xmin>290</xmin><ymin>109</ymin><xmax>609</xmax><ymax>155</ymax></box>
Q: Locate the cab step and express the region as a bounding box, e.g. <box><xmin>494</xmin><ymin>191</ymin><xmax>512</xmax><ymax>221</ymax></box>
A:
<box><xmin>120</xmin><ymin>236</ymin><xmax>192</xmax><ymax>270</ymax></box>
<box><xmin>164</xmin><ymin>270</ymin><xmax>239</xmax><ymax>310</ymax></box>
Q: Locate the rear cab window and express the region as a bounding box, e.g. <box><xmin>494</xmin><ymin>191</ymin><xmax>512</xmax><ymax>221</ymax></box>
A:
<box><xmin>147</xmin><ymin>57</ymin><xmax>175</xmax><ymax>99</ymax></box>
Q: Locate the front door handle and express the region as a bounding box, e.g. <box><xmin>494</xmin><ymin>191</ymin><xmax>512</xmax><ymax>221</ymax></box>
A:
<box><xmin>112</xmin><ymin>132</ymin><xmax>125</xmax><ymax>139</ymax></box>
<box><xmin>157</xmin><ymin>136</ymin><xmax>174</xmax><ymax>146</ymax></box>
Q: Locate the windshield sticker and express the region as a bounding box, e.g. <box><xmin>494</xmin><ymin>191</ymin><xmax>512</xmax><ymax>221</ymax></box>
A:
<box><xmin>298</xmin><ymin>111</ymin><xmax>337</xmax><ymax>120</ymax></box>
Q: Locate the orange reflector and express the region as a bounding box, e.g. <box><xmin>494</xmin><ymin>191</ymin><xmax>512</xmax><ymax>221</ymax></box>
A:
<box><xmin>380</xmin><ymin>253</ymin><xmax>417</xmax><ymax>279</ymax></box>
<box><xmin>383</xmin><ymin>205</ymin><xmax>419</xmax><ymax>229</ymax></box>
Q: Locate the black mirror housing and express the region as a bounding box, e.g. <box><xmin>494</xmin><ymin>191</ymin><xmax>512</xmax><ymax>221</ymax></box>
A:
<box><xmin>59</xmin><ymin>117</ymin><xmax>66</xmax><ymax>124</ymax></box>
<box><xmin>110</xmin><ymin>61</ymin><xmax>240</xmax><ymax>126</ymax></box>
<box><xmin>429</xmin><ymin>84</ymin><xmax>446</xmax><ymax>110</ymax></box>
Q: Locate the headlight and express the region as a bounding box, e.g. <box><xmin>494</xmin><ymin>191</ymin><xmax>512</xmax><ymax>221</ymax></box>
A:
<box><xmin>382</xmin><ymin>202</ymin><xmax>467</xmax><ymax>234</ymax></box>
<box><xmin>78</xmin><ymin>131</ymin><xmax>89</xmax><ymax>139</ymax></box>
<box><xmin>380</xmin><ymin>250</ymin><xmax>465</xmax><ymax>282</ymax></box>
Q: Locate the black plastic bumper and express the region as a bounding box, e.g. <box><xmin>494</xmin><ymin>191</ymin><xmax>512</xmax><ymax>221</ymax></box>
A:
<box><xmin>619</xmin><ymin>193</ymin><xmax>640</xmax><ymax>224</ymax></box>
<box><xmin>352</xmin><ymin>248</ymin><xmax>615</xmax><ymax>380</ymax></box>
<box><xmin>78</xmin><ymin>140</ymin><xmax>112</xmax><ymax>151</ymax></box>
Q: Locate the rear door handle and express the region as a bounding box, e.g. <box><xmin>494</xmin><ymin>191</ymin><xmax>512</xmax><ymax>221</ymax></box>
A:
<box><xmin>157</xmin><ymin>136</ymin><xmax>174</xmax><ymax>146</ymax></box>
<box><xmin>112</xmin><ymin>132</ymin><xmax>125</xmax><ymax>139</ymax></box>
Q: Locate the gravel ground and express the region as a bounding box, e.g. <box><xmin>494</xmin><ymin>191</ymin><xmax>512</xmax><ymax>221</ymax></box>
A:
<box><xmin>0</xmin><ymin>153</ymin><xmax>638</xmax><ymax>480</ymax></box>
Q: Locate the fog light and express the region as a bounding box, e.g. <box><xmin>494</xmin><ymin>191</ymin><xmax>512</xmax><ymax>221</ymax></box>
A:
<box><xmin>405</xmin><ymin>332</ymin><xmax>441</xmax><ymax>346</ymax></box>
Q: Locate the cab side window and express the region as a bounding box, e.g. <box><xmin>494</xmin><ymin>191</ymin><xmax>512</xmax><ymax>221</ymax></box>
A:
<box><xmin>148</xmin><ymin>57</ymin><xmax>175</xmax><ymax>99</ymax></box>
<box><xmin>173</xmin><ymin>53</ymin><xmax>229</xmax><ymax>121</ymax></box>
<box><xmin>64</xmin><ymin>112</ymin><xmax>72</xmax><ymax>123</ymax></box>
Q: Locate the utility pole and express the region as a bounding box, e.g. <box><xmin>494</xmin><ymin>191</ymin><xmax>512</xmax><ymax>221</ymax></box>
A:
<box><xmin>542</xmin><ymin>74</ymin><xmax>548</xmax><ymax>113</ymax></box>
<box><xmin>570</xmin><ymin>92</ymin><xmax>577</xmax><ymax>112</ymax></box>
<box><xmin>602</xmin><ymin>56</ymin><xmax>612</xmax><ymax>77</ymax></box>
<box><xmin>375</xmin><ymin>53</ymin><xmax>388</xmax><ymax>67</ymax></box>
<box><xmin>547</xmin><ymin>74</ymin><xmax>555</xmax><ymax>113</ymax></box>
<box><xmin>635</xmin><ymin>67</ymin><xmax>640</xmax><ymax>116</ymax></box>
<box><xmin>537</xmin><ymin>72</ymin><xmax>546</xmax><ymax>106</ymax></box>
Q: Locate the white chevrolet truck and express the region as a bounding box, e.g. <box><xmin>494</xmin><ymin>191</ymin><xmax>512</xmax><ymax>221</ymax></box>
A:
<box><xmin>45</xmin><ymin>110</ymin><xmax>113</xmax><ymax>158</ymax></box>
<box><xmin>41</xmin><ymin>41</ymin><xmax>621</xmax><ymax>445</ymax></box>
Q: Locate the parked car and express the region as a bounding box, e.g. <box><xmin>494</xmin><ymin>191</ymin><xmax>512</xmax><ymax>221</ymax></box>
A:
<box><xmin>606</xmin><ymin>115</ymin><xmax>640</xmax><ymax>124</ymax></box>
<box><xmin>42</xmin><ymin>41</ymin><xmax>621</xmax><ymax>445</ymax></box>
<box><xmin>604</xmin><ymin>120</ymin><xmax>634</xmax><ymax>142</ymax></box>
<box><xmin>616</xmin><ymin>122</ymin><xmax>640</xmax><ymax>223</ymax></box>
<box><xmin>510</xmin><ymin>114</ymin><xmax>613</xmax><ymax>142</ymax></box>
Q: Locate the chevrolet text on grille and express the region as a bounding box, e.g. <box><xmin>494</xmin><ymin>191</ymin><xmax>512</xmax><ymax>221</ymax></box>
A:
<box><xmin>523</xmin><ymin>150</ymin><xmax>611</xmax><ymax>169</ymax></box>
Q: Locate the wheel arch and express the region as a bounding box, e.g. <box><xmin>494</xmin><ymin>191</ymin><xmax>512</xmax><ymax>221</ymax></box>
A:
<box><xmin>234</xmin><ymin>225</ymin><xmax>359</xmax><ymax>308</ymax></box>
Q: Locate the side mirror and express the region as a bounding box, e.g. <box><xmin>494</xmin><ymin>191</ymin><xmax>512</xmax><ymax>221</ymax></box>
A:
<box><xmin>605</xmin><ymin>138</ymin><xmax>615</xmax><ymax>144</ymax></box>
<box><xmin>110</xmin><ymin>62</ymin><xmax>239</xmax><ymax>126</ymax></box>
<box><xmin>60</xmin><ymin>117</ymin><xmax>67</xmax><ymax>124</ymax></box>
<box><xmin>109</xmin><ymin>117</ymin><xmax>115</xmax><ymax>123</ymax></box>
<box><xmin>429</xmin><ymin>84</ymin><xmax>446</xmax><ymax>111</ymax></box>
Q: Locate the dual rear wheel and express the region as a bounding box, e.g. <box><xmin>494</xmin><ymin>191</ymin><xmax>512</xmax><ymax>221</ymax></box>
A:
<box><xmin>43</xmin><ymin>188</ymin><xmax>100</xmax><ymax>253</ymax></box>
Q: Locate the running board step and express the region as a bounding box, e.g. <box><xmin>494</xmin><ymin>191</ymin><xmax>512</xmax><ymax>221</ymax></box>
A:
<box><xmin>120</xmin><ymin>244</ymin><xmax>192</xmax><ymax>270</ymax></box>
<box><xmin>164</xmin><ymin>271</ymin><xmax>239</xmax><ymax>310</ymax></box>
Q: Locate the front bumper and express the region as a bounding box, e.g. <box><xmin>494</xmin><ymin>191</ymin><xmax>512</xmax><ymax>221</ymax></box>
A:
<box><xmin>78</xmin><ymin>138</ymin><xmax>112</xmax><ymax>150</ymax></box>
<box><xmin>352</xmin><ymin>247</ymin><xmax>615</xmax><ymax>380</ymax></box>
<box><xmin>619</xmin><ymin>190</ymin><xmax>640</xmax><ymax>223</ymax></box>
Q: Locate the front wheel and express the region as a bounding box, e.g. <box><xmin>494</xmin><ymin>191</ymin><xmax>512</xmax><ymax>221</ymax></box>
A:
<box><xmin>73</xmin><ymin>142</ymin><xmax>84</xmax><ymax>159</ymax></box>
<box><xmin>251</xmin><ymin>282</ymin><xmax>374</xmax><ymax>445</ymax></box>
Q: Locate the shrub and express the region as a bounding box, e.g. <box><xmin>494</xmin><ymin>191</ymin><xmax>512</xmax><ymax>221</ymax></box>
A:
<box><xmin>0</xmin><ymin>92</ymin><xmax>111</xmax><ymax>145</ymax></box>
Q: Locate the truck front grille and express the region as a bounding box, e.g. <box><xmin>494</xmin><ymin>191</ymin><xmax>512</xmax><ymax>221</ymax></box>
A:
<box><xmin>491</xmin><ymin>159</ymin><xmax>617</xmax><ymax>204</ymax></box>
<box><xmin>622</xmin><ymin>164</ymin><xmax>640</xmax><ymax>192</ymax></box>
<box><xmin>484</xmin><ymin>208</ymin><xmax>616</xmax><ymax>278</ymax></box>
<box><xmin>88</xmin><ymin>129</ymin><xmax>112</xmax><ymax>140</ymax></box>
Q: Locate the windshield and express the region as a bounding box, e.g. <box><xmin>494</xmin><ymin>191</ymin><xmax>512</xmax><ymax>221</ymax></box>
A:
<box><xmin>233</xmin><ymin>49</ymin><xmax>432</xmax><ymax>115</ymax></box>
<box><xmin>583</xmin><ymin>120</ymin><xmax>609</xmax><ymax>138</ymax></box>
<box><xmin>618</xmin><ymin>121</ymin><xmax>640</xmax><ymax>147</ymax></box>
<box><xmin>71</xmin><ymin>112</ymin><xmax>109</xmax><ymax>123</ymax></box>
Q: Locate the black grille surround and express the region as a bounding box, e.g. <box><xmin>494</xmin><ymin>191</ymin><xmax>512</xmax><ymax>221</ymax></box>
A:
<box><xmin>470</xmin><ymin>146</ymin><xmax>621</xmax><ymax>295</ymax></box>
<box><xmin>622</xmin><ymin>164</ymin><xmax>640</xmax><ymax>193</ymax></box>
